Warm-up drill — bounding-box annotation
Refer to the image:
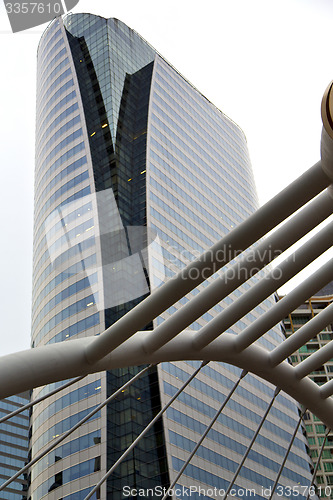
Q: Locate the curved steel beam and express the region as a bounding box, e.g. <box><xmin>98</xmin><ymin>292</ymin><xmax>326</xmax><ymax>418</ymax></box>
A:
<box><xmin>1</xmin><ymin>332</ymin><xmax>333</xmax><ymax>430</ymax></box>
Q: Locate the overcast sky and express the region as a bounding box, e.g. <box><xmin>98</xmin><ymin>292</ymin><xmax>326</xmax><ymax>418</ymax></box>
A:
<box><xmin>0</xmin><ymin>0</ymin><xmax>332</xmax><ymax>356</ymax></box>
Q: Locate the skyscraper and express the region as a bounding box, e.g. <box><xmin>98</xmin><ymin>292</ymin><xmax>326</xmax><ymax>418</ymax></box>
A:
<box><xmin>0</xmin><ymin>392</ymin><xmax>29</xmax><ymax>500</ymax></box>
<box><xmin>281</xmin><ymin>282</ymin><xmax>333</xmax><ymax>496</ymax></box>
<box><xmin>32</xmin><ymin>13</ymin><xmax>314</xmax><ymax>499</ymax></box>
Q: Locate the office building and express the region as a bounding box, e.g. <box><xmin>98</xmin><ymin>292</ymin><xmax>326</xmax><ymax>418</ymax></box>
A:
<box><xmin>0</xmin><ymin>393</ymin><xmax>29</xmax><ymax>500</ymax></box>
<box><xmin>32</xmin><ymin>13</ymin><xmax>314</xmax><ymax>499</ymax></box>
<box><xmin>281</xmin><ymin>282</ymin><xmax>333</xmax><ymax>496</ymax></box>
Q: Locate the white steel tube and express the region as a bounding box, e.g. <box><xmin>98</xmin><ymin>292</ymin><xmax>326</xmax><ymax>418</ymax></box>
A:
<box><xmin>295</xmin><ymin>339</ymin><xmax>333</xmax><ymax>379</ymax></box>
<box><xmin>193</xmin><ymin>221</ymin><xmax>333</xmax><ymax>350</ymax></box>
<box><xmin>1</xmin><ymin>332</ymin><xmax>333</xmax><ymax>428</ymax></box>
<box><xmin>270</xmin><ymin>300</ymin><xmax>333</xmax><ymax>367</ymax></box>
<box><xmin>320</xmin><ymin>378</ymin><xmax>333</xmax><ymax>399</ymax></box>
<box><xmin>143</xmin><ymin>189</ymin><xmax>333</xmax><ymax>354</ymax></box>
<box><xmin>84</xmin><ymin>162</ymin><xmax>330</xmax><ymax>364</ymax></box>
<box><xmin>235</xmin><ymin>258</ymin><xmax>333</xmax><ymax>354</ymax></box>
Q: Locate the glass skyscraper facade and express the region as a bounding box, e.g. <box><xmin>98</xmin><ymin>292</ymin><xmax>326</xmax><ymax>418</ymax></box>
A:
<box><xmin>0</xmin><ymin>392</ymin><xmax>29</xmax><ymax>500</ymax></box>
<box><xmin>32</xmin><ymin>13</ymin><xmax>314</xmax><ymax>499</ymax></box>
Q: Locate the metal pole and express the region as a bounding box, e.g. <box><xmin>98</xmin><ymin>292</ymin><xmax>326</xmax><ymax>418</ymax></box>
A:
<box><xmin>161</xmin><ymin>371</ymin><xmax>247</xmax><ymax>500</ymax></box>
<box><xmin>320</xmin><ymin>378</ymin><xmax>333</xmax><ymax>400</ymax></box>
<box><xmin>83</xmin><ymin>362</ymin><xmax>208</xmax><ymax>500</ymax></box>
<box><xmin>270</xmin><ymin>298</ymin><xmax>333</xmax><ymax>367</ymax></box>
<box><xmin>295</xmin><ymin>337</ymin><xmax>333</xmax><ymax>379</ymax></box>
<box><xmin>194</xmin><ymin>223</ymin><xmax>333</xmax><ymax>351</ymax></box>
<box><xmin>306</xmin><ymin>427</ymin><xmax>331</xmax><ymax>500</ymax></box>
<box><xmin>0</xmin><ymin>364</ymin><xmax>154</xmax><ymax>492</ymax></box>
<box><xmin>85</xmin><ymin>162</ymin><xmax>329</xmax><ymax>364</ymax></box>
<box><xmin>0</xmin><ymin>376</ymin><xmax>85</xmax><ymax>425</ymax></box>
<box><xmin>224</xmin><ymin>388</ymin><xmax>280</xmax><ymax>499</ymax></box>
<box><xmin>143</xmin><ymin>190</ymin><xmax>333</xmax><ymax>354</ymax></box>
<box><xmin>236</xmin><ymin>258</ymin><xmax>333</xmax><ymax>354</ymax></box>
<box><xmin>268</xmin><ymin>408</ymin><xmax>307</xmax><ymax>500</ymax></box>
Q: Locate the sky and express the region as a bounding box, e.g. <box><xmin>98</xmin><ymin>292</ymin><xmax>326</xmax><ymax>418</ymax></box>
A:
<box><xmin>0</xmin><ymin>0</ymin><xmax>332</xmax><ymax>356</ymax></box>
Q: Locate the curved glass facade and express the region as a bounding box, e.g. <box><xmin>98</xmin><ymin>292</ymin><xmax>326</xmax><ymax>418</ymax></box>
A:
<box><xmin>32</xmin><ymin>15</ymin><xmax>104</xmax><ymax>499</ymax></box>
<box><xmin>32</xmin><ymin>13</ymin><xmax>313</xmax><ymax>500</ymax></box>
<box><xmin>146</xmin><ymin>56</ymin><xmax>313</xmax><ymax>499</ymax></box>
<box><xmin>0</xmin><ymin>393</ymin><xmax>29</xmax><ymax>500</ymax></box>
